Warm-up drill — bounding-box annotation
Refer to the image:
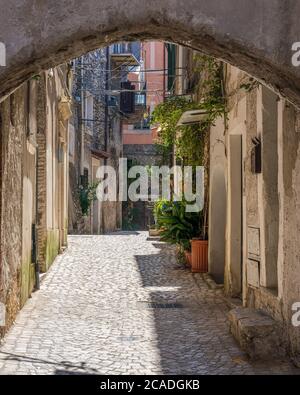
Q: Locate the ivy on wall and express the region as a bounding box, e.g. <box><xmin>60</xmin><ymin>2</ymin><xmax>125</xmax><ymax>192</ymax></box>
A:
<box><xmin>150</xmin><ymin>54</ymin><xmax>226</xmax><ymax>240</ymax></box>
<box><xmin>151</xmin><ymin>54</ymin><xmax>225</xmax><ymax>167</ymax></box>
<box><xmin>79</xmin><ymin>181</ymin><xmax>100</xmax><ymax>216</ymax></box>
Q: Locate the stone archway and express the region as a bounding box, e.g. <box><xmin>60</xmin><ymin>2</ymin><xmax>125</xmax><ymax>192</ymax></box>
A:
<box><xmin>0</xmin><ymin>0</ymin><xmax>300</xmax><ymax>105</ymax></box>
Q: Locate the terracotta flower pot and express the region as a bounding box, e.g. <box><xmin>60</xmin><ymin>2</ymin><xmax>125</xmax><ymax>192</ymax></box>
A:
<box><xmin>191</xmin><ymin>239</ymin><xmax>208</xmax><ymax>273</ymax></box>
<box><xmin>184</xmin><ymin>251</ymin><xmax>192</xmax><ymax>267</ymax></box>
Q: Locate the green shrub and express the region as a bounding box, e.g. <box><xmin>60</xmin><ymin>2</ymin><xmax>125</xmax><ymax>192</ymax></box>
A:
<box><xmin>154</xmin><ymin>200</ymin><xmax>201</xmax><ymax>251</ymax></box>
<box><xmin>79</xmin><ymin>181</ymin><xmax>100</xmax><ymax>216</ymax></box>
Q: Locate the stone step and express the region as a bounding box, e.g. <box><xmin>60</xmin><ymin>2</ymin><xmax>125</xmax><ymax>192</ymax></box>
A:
<box><xmin>228</xmin><ymin>307</ymin><xmax>286</xmax><ymax>360</ymax></box>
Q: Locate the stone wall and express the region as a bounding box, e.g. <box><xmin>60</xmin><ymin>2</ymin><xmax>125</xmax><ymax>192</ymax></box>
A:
<box><xmin>278</xmin><ymin>101</ymin><xmax>300</xmax><ymax>356</ymax></box>
<box><xmin>36</xmin><ymin>75</ymin><xmax>48</xmax><ymax>273</ymax></box>
<box><xmin>0</xmin><ymin>87</ymin><xmax>24</xmax><ymax>335</ymax></box>
<box><xmin>1</xmin><ymin>0</ymin><xmax>300</xmax><ymax>109</ymax></box>
<box><xmin>70</xmin><ymin>49</ymin><xmax>123</xmax><ymax>234</ymax></box>
<box><xmin>102</xmin><ymin>115</ymin><xmax>123</xmax><ymax>232</ymax></box>
<box><xmin>122</xmin><ymin>144</ymin><xmax>162</xmax><ymax>230</ymax></box>
<box><xmin>123</xmin><ymin>144</ymin><xmax>163</xmax><ymax>167</ymax></box>
<box><xmin>209</xmin><ymin>63</ymin><xmax>300</xmax><ymax>356</ymax></box>
<box><xmin>0</xmin><ymin>67</ymin><xmax>70</xmax><ymax>338</ymax></box>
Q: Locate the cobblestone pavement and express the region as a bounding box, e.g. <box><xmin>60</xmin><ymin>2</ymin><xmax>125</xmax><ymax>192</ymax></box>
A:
<box><xmin>0</xmin><ymin>232</ymin><xmax>298</xmax><ymax>375</ymax></box>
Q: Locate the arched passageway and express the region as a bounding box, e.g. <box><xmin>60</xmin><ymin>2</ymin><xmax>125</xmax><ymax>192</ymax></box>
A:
<box><xmin>0</xmin><ymin>232</ymin><xmax>297</xmax><ymax>374</ymax></box>
<box><xmin>0</xmin><ymin>0</ymin><xmax>300</xmax><ymax>105</ymax></box>
<box><xmin>0</xmin><ymin>1</ymin><xmax>300</xmax><ymax>371</ymax></box>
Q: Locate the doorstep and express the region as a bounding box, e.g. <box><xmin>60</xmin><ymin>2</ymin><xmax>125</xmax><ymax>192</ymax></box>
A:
<box><xmin>228</xmin><ymin>307</ymin><xmax>286</xmax><ymax>360</ymax></box>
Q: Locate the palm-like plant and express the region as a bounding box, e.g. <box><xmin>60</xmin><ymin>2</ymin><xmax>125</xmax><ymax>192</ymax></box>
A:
<box><xmin>154</xmin><ymin>200</ymin><xmax>201</xmax><ymax>251</ymax></box>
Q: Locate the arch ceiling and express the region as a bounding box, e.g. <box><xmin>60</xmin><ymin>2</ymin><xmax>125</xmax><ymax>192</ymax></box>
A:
<box><xmin>0</xmin><ymin>0</ymin><xmax>299</xmax><ymax>105</ymax></box>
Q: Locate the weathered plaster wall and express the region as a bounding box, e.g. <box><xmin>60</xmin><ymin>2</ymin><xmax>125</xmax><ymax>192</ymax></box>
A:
<box><xmin>0</xmin><ymin>87</ymin><xmax>25</xmax><ymax>333</ymax></box>
<box><xmin>36</xmin><ymin>74</ymin><xmax>48</xmax><ymax>273</ymax></box>
<box><xmin>42</xmin><ymin>67</ymin><xmax>70</xmax><ymax>270</ymax></box>
<box><xmin>245</xmin><ymin>87</ymin><xmax>284</xmax><ymax>322</ymax></box>
<box><xmin>222</xmin><ymin>65</ymin><xmax>248</xmax><ymax>297</ymax></box>
<box><xmin>0</xmin><ymin>67</ymin><xmax>70</xmax><ymax>338</ymax></box>
<box><xmin>209</xmin><ymin>117</ymin><xmax>227</xmax><ymax>284</ymax></box>
<box><xmin>278</xmin><ymin>100</ymin><xmax>300</xmax><ymax>355</ymax></box>
<box><xmin>21</xmin><ymin>136</ymin><xmax>36</xmax><ymax>307</ymax></box>
<box><xmin>247</xmin><ymin>99</ymin><xmax>300</xmax><ymax>355</ymax></box>
<box><xmin>257</xmin><ymin>87</ymin><xmax>279</xmax><ymax>290</ymax></box>
<box><xmin>222</xmin><ymin>67</ymin><xmax>300</xmax><ymax>355</ymax></box>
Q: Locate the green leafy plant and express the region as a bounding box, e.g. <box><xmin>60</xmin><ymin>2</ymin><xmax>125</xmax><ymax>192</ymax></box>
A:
<box><xmin>154</xmin><ymin>200</ymin><xmax>202</xmax><ymax>251</ymax></box>
<box><xmin>151</xmin><ymin>55</ymin><xmax>225</xmax><ymax>245</ymax></box>
<box><xmin>153</xmin><ymin>199</ymin><xmax>173</xmax><ymax>226</ymax></box>
<box><xmin>151</xmin><ymin>96</ymin><xmax>199</xmax><ymax>159</ymax></box>
<box><xmin>151</xmin><ymin>55</ymin><xmax>225</xmax><ymax>167</ymax></box>
<box><xmin>79</xmin><ymin>181</ymin><xmax>100</xmax><ymax>216</ymax></box>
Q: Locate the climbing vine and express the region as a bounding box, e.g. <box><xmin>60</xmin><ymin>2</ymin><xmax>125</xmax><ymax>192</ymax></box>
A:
<box><xmin>150</xmin><ymin>54</ymin><xmax>226</xmax><ymax>241</ymax></box>
<box><xmin>151</xmin><ymin>54</ymin><xmax>225</xmax><ymax>166</ymax></box>
<box><xmin>79</xmin><ymin>181</ymin><xmax>100</xmax><ymax>216</ymax></box>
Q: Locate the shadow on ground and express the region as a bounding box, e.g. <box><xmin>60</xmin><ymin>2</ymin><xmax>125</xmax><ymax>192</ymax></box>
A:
<box><xmin>133</xmin><ymin>241</ymin><xmax>297</xmax><ymax>375</ymax></box>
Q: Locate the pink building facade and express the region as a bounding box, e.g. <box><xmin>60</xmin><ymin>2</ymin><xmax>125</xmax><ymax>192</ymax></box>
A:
<box><xmin>122</xmin><ymin>41</ymin><xmax>167</xmax><ymax>146</ymax></box>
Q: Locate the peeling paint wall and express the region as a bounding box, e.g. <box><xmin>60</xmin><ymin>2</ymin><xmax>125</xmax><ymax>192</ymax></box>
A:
<box><xmin>38</xmin><ymin>68</ymin><xmax>70</xmax><ymax>272</ymax></box>
<box><xmin>0</xmin><ymin>87</ymin><xmax>24</xmax><ymax>334</ymax></box>
<box><xmin>209</xmin><ymin>63</ymin><xmax>300</xmax><ymax>355</ymax></box>
<box><xmin>278</xmin><ymin>101</ymin><xmax>300</xmax><ymax>355</ymax></box>
<box><xmin>0</xmin><ymin>67</ymin><xmax>70</xmax><ymax>338</ymax></box>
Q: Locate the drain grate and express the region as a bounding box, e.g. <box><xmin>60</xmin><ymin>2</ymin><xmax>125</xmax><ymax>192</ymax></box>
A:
<box><xmin>140</xmin><ymin>302</ymin><xmax>184</xmax><ymax>309</ymax></box>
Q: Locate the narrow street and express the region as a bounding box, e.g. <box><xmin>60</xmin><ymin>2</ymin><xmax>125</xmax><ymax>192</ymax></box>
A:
<box><xmin>0</xmin><ymin>232</ymin><xmax>297</xmax><ymax>375</ymax></box>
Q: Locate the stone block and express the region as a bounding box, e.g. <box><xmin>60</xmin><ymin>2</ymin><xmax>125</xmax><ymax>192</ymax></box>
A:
<box><xmin>228</xmin><ymin>307</ymin><xmax>286</xmax><ymax>360</ymax></box>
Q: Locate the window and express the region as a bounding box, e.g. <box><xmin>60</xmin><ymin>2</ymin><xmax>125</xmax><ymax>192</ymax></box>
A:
<box><xmin>84</xmin><ymin>94</ymin><xmax>94</xmax><ymax>122</ymax></box>
<box><xmin>135</xmin><ymin>93</ymin><xmax>146</xmax><ymax>106</ymax></box>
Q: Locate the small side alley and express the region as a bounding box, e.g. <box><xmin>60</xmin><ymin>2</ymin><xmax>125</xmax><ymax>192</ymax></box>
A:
<box><xmin>0</xmin><ymin>232</ymin><xmax>297</xmax><ymax>375</ymax></box>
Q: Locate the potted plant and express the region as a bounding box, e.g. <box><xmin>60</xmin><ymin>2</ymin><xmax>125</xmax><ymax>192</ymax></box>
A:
<box><xmin>154</xmin><ymin>200</ymin><xmax>200</xmax><ymax>268</ymax></box>
<box><xmin>182</xmin><ymin>239</ymin><xmax>192</xmax><ymax>267</ymax></box>
<box><xmin>191</xmin><ymin>238</ymin><xmax>208</xmax><ymax>273</ymax></box>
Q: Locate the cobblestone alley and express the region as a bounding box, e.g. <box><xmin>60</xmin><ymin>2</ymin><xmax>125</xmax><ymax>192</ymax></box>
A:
<box><xmin>0</xmin><ymin>232</ymin><xmax>298</xmax><ymax>375</ymax></box>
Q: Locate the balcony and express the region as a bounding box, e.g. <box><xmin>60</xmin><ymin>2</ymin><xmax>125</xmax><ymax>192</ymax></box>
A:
<box><xmin>110</xmin><ymin>52</ymin><xmax>140</xmax><ymax>68</ymax></box>
<box><xmin>111</xmin><ymin>42</ymin><xmax>141</xmax><ymax>62</ymax></box>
